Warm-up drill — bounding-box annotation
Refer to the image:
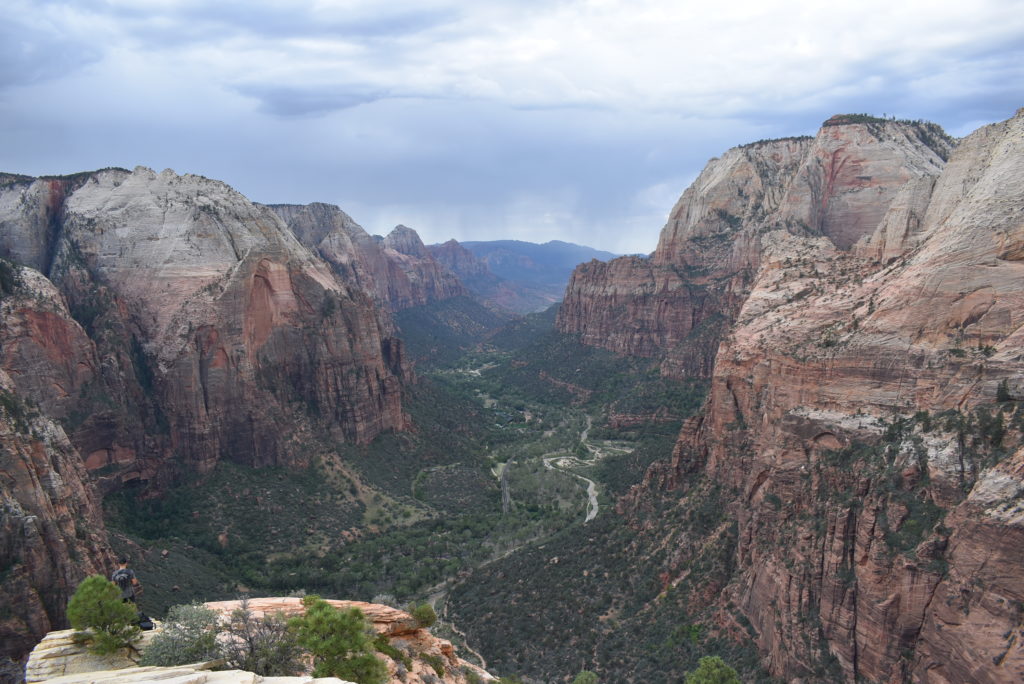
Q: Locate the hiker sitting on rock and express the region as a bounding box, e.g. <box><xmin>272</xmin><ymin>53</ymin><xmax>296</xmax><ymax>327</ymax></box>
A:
<box><xmin>111</xmin><ymin>556</ymin><xmax>141</xmax><ymax>604</ymax></box>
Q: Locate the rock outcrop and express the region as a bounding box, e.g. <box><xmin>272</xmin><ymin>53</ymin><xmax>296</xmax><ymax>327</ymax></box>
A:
<box><xmin>618</xmin><ymin>110</ymin><xmax>1024</xmax><ymax>682</ymax></box>
<box><xmin>25</xmin><ymin>598</ymin><xmax>493</xmax><ymax>684</ymax></box>
<box><xmin>205</xmin><ymin>598</ymin><xmax>492</xmax><ymax>684</ymax></box>
<box><xmin>270</xmin><ymin>204</ymin><xmax>466</xmax><ymax>312</ymax></box>
<box><xmin>558</xmin><ymin>117</ymin><xmax>954</xmax><ymax>378</ymax></box>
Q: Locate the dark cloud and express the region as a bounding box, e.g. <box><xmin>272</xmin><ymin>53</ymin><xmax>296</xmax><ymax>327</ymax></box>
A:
<box><xmin>232</xmin><ymin>84</ymin><xmax>389</xmax><ymax>116</ymax></box>
<box><xmin>0</xmin><ymin>1</ymin><xmax>1020</xmax><ymax>253</ymax></box>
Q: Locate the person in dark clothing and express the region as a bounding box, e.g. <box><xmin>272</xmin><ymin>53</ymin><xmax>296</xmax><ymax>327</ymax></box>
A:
<box><xmin>110</xmin><ymin>556</ymin><xmax>140</xmax><ymax>604</ymax></box>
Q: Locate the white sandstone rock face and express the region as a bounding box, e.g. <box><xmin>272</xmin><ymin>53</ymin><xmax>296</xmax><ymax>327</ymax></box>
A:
<box><xmin>58</xmin><ymin>167</ymin><xmax>338</xmax><ymax>360</ymax></box>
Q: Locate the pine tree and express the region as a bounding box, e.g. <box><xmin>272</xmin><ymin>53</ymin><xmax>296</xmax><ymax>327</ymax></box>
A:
<box><xmin>66</xmin><ymin>575</ymin><xmax>140</xmax><ymax>655</ymax></box>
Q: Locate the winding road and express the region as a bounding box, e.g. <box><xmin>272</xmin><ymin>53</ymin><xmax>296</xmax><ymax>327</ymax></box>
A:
<box><xmin>542</xmin><ymin>415</ymin><xmax>600</xmax><ymax>523</ymax></box>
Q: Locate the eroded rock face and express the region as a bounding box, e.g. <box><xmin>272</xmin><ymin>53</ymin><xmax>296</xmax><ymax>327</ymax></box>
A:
<box><xmin>0</xmin><ymin>370</ymin><xmax>113</xmax><ymax>660</ymax></box>
<box><xmin>558</xmin><ymin>118</ymin><xmax>953</xmax><ymax>379</ymax></box>
<box><xmin>271</xmin><ymin>203</ymin><xmax>466</xmax><ymax>312</ymax></box>
<box><xmin>640</xmin><ymin>111</ymin><xmax>1024</xmax><ymax>682</ymax></box>
<box><xmin>0</xmin><ymin>169</ymin><xmax>409</xmax><ymax>479</ymax></box>
<box><xmin>0</xmin><ymin>169</ymin><xmax>425</xmax><ymax>663</ymax></box>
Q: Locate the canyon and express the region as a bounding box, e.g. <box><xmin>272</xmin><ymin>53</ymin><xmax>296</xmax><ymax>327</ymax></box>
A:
<box><xmin>2</xmin><ymin>108</ymin><xmax>1023</xmax><ymax>684</ymax></box>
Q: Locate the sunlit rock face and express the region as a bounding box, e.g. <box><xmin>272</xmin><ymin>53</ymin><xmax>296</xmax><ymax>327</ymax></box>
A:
<box><xmin>620</xmin><ymin>111</ymin><xmax>1024</xmax><ymax>682</ymax></box>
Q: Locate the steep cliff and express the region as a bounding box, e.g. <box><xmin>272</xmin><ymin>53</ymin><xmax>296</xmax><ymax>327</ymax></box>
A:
<box><xmin>623</xmin><ymin>111</ymin><xmax>1024</xmax><ymax>682</ymax></box>
<box><xmin>428</xmin><ymin>239</ymin><xmax>558</xmax><ymax>314</ymax></box>
<box><xmin>0</xmin><ymin>168</ymin><xmax>408</xmax><ymax>481</ymax></box>
<box><xmin>0</xmin><ymin>368</ymin><xmax>113</xmax><ymax>660</ymax></box>
<box><xmin>270</xmin><ymin>203</ymin><xmax>466</xmax><ymax>312</ymax></box>
<box><xmin>558</xmin><ymin>117</ymin><xmax>954</xmax><ymax>379</ymax></box>
<box><xmin>0</xmin><ymin>171</ymin><xmax>419</xmax><ymax>660</ymax></box>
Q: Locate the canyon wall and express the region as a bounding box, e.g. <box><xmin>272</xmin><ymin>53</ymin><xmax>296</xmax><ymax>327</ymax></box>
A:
<box><xmin>558</xmin><ymin>117</ymin><xmax>953</xmax><ymax>379</ymax></box>
<box><xmin>618</xmin><ymin>111</ymin><xmax>1024</xmax><ymax>682</ymax></box>
<box><xmin>0</xmin><ymin>169</ymin><xmax>421</xmax><ymax>657</ymax></box>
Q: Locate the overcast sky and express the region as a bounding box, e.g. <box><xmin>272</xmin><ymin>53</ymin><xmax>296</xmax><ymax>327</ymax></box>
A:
<box><xmin>2</xmin><ymin>1</ymin><xmax>1021</xmax><ymax>254</ymax></box>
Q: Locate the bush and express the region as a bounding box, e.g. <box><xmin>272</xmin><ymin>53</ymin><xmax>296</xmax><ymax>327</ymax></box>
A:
<box><xmin>290</xmin><ymin>596</ymin><xmax>387</xmax><ymax>684</ymax></box>
<box><xmin>572</xmin><ymin>671</ymin><xmax>599</xmax><ymax>684</ymax></box>
<box><xmin>684</xmin><ymin>655</ymin><xmax>741</xmax><ymax>684</ymax></box>
<box><xmin>66</xmin><ymin>575</ymin><xmax>141</xmax><ymax>655</ymax></box>
<box><xmin>408</xmin><ymin>602</ymin><xmax>437</xmax><ymax>628</ymax></box>
<box><xmin>221</xmin><ymin>599</ymin><xmax>303</xmax><ymax>676</ymax></box>
<box><xmin>139</xmin><ymin>603</ymin><xmax>220</xmax><ymax>666</ymax></box>
<box><xmin>421</xmin><ymin>652</ymin><xmax>445</xmax><ymax>676</ymax></box>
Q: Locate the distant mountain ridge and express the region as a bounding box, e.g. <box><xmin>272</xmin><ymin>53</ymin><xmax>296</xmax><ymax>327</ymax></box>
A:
<box><xmin>430</xmin><ymin>239</ymin><xmax>618</xmax><ymax>313</ymax></box>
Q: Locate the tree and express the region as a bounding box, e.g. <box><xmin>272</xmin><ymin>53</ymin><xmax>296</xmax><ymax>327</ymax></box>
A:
<box><xmin>66</xmin><ymin>575</ymin><xmax>141</xmax><ymax>655</ymax></box>
<box><xmin>140</xmin><ymin>603</ymin><xmax>220</xmax><ymax>666</ymax></box>
<box><xmin>997</xmin><ymin>378</ymin><xmax>1012</xmax><ymax>402</ymax></box>
<box><xmin>408</xmin><ymin>601</ymin><xmax>437</xmax><ymax>628</ymax></box>
<box><xmin>290</xmin><ymin>596</ymin><xmax>387</xmax><ymax>684</ymax></box>
<box><xmin>684</xmin><ymin>655</ymin><xmax>741</xmax><ymax>684</ymax></box>
<box><xmin>572</xmin><ymin>670</ymin><xmax>599</xmax><ymax>684</ymax></box>
<box><xmin>221</xmin><ymin>599</ymin><xmax>303</xmax><ymax>676</ymax></box>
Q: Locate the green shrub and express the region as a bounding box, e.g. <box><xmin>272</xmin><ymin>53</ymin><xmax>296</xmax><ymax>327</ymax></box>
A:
<box><xmin>408</xmin><ymin>602</ymin><xmax>437</xmax><ymax>628</ymax></box>
<box><xmin>421</xmin><ymin>652</ymin><xmax>445</xmax><ymax>676</ymax></box>
<box><xmin>0</xmin><ymin>259</ymin><xmax>20</xmax><ymax>297</ymax></box>
<box><xmin>684</xmin><ymin>655</ymin><xmax>741</xmax><ymax>684</ymax></box>
<box><xmin>221</xmin><ymin>600</ymin><xmax>303</xmax><ymax>676</ymax></box>
<box><xmin>373</xmin><ymin>633</ymin><xmax>412</xmax><ymax>669</ymax></box>
<box><xmin>997</xmin><ymin>379</ymin><xmax>1012</xmax><ymax>402</ymax></box>
<box><xmin>140</xmin><ymin>603</ymin><xmax>220</xmax><ymax>666</ymax></box>
<box><xmin>66</xmin><ymin>575</ymin><xmax>141</xmax><ymax>655</ymax></box>
<box><xmin>462</xmin><ymin>666</ymin><xmax>485</xmax><ymax>683</ymax></box>
<box><xmin>572</xmin><ymin>670</ymin><xmax>599</xmax><ymax>684</ymax></box>
<box><xmin>290</xmin><ymin>596</ymin><xmax>386</xmax><ymax>684</ymax></box>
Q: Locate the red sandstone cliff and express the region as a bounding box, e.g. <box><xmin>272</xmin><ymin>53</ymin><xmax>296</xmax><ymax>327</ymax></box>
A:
<box><xmin>558</xmin><ymin>118</ymin><xmax>953</xmax><ymax>379</ymax></box>
<box><xmin>0</xmin><ymin>171</ymin><xmax>421</xmax><ymax>659</ymax></box>
<box><xmin>618</xmin><ymin>111</ymin><xmax>1024</xmax><ymax>682</ymax></box>
<box><xmin>0</xmin><ymin>168</ymin><xmax>408</xmax><ymax>481</ymax></box>
<box><xmin>0</xmin><ymin>368</ymin><xmax>113</xmax><ymax>659</ymax></box>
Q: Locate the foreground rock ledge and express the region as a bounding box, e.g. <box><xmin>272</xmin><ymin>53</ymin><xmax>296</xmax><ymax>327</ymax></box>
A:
<box><xmin>25</xmin><ymin>598</ymin><xmax>493</xmax><ymax>684</ymax></box>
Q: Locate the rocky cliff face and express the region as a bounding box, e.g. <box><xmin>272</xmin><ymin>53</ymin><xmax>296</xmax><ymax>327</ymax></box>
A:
<box><xmin>0</xmin><ymin>368</ymin><xmax>113</xmax><ymax>659</ymax></box>
<box><xmin>558</xmin><ymin>117</ymin><xmax>953</xmax><ymax>379</ymax></box>
<box><xmin>0</xmin><ymin>168</ymin><xmax>409</xmax><ymax>478</ymax></box>
<box><xmin>619</xmin><ymin>111</ymin><xmax>1024</xmax><ymax>682</ymax></box>
<box><xmin>270</xmin><ymin>203</ymin><xmax>466</xmax><ymax>312</ymax></box>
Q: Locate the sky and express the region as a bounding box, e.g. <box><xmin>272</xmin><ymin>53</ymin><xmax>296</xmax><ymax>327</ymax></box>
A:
<box><xmin>1</xmin><ymin>1</ymin><xmax>1022</xmax><ymax>254</ymax></box>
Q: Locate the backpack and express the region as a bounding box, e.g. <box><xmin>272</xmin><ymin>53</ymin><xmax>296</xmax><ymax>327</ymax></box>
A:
<box><xmin>111</xmin><ymin>568</ymin><xmax>133</xmax><ymax>596</ymax></box>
